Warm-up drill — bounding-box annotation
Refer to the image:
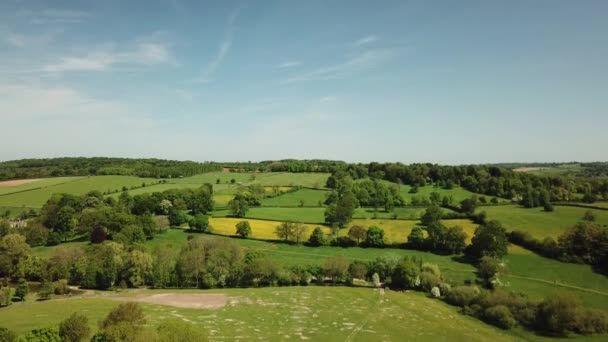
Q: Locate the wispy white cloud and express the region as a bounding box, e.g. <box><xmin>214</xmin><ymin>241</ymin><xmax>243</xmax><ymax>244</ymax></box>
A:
<box><xmin>16</xmin><ymin>9</ymin><xmax>90</xmax><ymax>25</ymax></box>
<box><xmin>5</xmin><ymin>33</ymin><xmax>25</xmax><ymax>47</ymax></box>
<box><xmin>42</xmin><ymin>42</ymin><xmax>173</xmax><ymax>73</ymax></box>
<box><xmin>354</xmin><ymin>35</ymin><xmax>378</xmax><ymax>46</ymax></box>
<box><xmin>279</xmin><ymin>61</ymin><xmax>301</xmax><ymax>68</ymax></box>
<box><xmin>191</xmin><ymin>6</ymin><xmax>243</xmax><ymax>83</ymax></box>
<box><xmin>281</xmin><ymin>48</ymin><xmax>395</xmax><ymax>84</ymax></box>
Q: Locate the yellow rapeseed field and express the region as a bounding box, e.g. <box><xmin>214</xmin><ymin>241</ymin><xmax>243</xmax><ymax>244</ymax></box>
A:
<box><xmin>209</xmin><ymin>217</ymin><xmax>330</xmax><ymax>240</ymax></box>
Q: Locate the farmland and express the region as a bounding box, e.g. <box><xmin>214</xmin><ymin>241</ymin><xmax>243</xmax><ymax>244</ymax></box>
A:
<box><xmin>479</xmin><ymin>205</ymin><xmax>608</xmax><ymax>238</ymax></box>
<box><xmin>0</xmin><ymin>286</ymin><xmax>525</xmax><ymax>341</ymax></box>
<box><xmin>2</xmin><ymin>166</ymin><xmax>608</xmax><ymax>341</ymax></box>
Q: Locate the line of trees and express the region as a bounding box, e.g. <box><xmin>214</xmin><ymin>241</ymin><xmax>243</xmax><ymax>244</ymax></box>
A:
<box><xmin>0</xmin><ymin>157</ymin><xmax>222</xmax><ymax>180</ymax></box>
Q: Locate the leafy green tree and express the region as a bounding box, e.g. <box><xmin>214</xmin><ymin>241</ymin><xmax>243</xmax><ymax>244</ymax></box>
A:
<box><xmin>443</xmin><ymin>225</ymin><xmax>468</xmax><ymax>254</ymax></box>
<box><xmin>59</xmin><ymin>313</ymin><xmax>90</xmax><ymax>342</ymax></box>
<box><xmin>55</xmin><ymin>206</ymin><xmax>76</xmax><ymax>241</ymax></box>
<box><xmin>460</xmin><ymin>196</ymin><xmax>478</xmax><ymax>215</ymax></box>
<box><xmin>0</xmin><ymin>233</ymin><xmax>31</xmax><ymax>279</ymax></box>
<box><xmin>323</xmin><ymin>256</ymin><xmax>349</xmax><ymax>284</ymax></box>
<box><xmin>421</xmin><ymin>205</ymin><xmax>443</xmax><ymax>226</ymax></box>
<box><xmin>468</xmin><ymin>220</ymin><xmax>509</xmax><ymax>259</ymax></box>
<box><xmin>0</xmin><ymin>327</ymin><xmax>17</xmax><ymax>342</ymax></box>
<box><xmin>582</xmin><ymin>210</ymin><xmax>597</xmax><ymax>222</ymax></box>
<box><xmin>274</xmin><ymin>222</ymin><xmax>294</xmax><ymax>242</ymax></box>
<box><xmin>167</xmin><ymin>208</ymin><xmax>187</xmax><ymax>227</ymax></box>
<box><xmin>407</xmin><ymin>226</ymin><xmax>425</xmax><ymax>249</ymax></box>
<box><xmin>156</xmin><ymin>318</ymin><xmax>208</xmax><ymax>342</ymax></box>
<box><xmin>137</xmin><ymin>212</ymin><xmax>159</xmax><ymax>238</ymax></box>
<box><xmin>125</xmin><ymin>250</ymin><xmax>153</xmax><ymax>287</ymax></box>
<box><xmin>98</xmin><ymin>302</ymin><xmax>146</xmax><ymax>342</ymax></box>
<box><xmin>15</xmin><ymin>278</ymin><xmax>28</xmax><ymax>301</ymax></box>
<box><xmin>348</xmin><ymin>225</ymin><xmax>367</xmax><ymax>246</ymax></box>
<box><xmin>364</xmin><ymin>226</ymin><xmax>385</xmax><ymax>247</ymax></box>
<box><xmin>188</xmin><ymin>214</ymin><xmax>209</xmax><ymax>233</ymax></box>
<box><xmin>235</xmin><ymin>221</ymin><xmax>251</xmax><ymax>238</ymax></box>
<box><xmin>228</xmin><ymin>193</ymin><xmax>249</xmax><ymax>218</ymax></box>
<box><xmin>22</xmin><ymin>327</ymin><xmax>61</xmax><ymax>342</ymax></box>
<box><xmin>477</xmin><ymin>256</ymin><xmax>504</xmax><ymax>289</ymax></box>
<box><xmin>307</xmin><ymin>227</ymin><xmax>326</xmax><ymax>246</ymax></box>
<box><xmin>391</xmin><ymin>257</ymin><xmax>420</xmax><ymax>289</ymax></box>
<box><xmin>38</xmin><ymin>282</ymin><xmax>54</xmax><ymax>300</ymax></box>
<box><xmin>429</xmin><ymin>191</ymin><xmax>441</xmax><ymax>205</ymax></box>
<box><xmin>152</xmin><ymin>246</ymin><xmax>175</xmax><ymax>288</ymax></box>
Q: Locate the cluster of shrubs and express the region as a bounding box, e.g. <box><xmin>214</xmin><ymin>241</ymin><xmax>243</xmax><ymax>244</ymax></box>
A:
<box><xmin>507</xmin><ymin>230</ymin><xmax>560</xmax><ymax>258</ymax></box>
<box><xmin>444</xmin><ymin>287</ymin><xmax>608</xmax><ymax>336</ymax></box>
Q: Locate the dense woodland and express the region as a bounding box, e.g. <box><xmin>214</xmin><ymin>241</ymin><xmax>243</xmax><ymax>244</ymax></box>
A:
<box><xmin>0</xmin><ymin>157</ymin><xmax>221</xmax><ymax>180</ymax></box>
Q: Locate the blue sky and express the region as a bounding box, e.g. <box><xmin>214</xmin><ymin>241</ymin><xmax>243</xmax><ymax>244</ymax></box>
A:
<box><xmin>1</xmin><ymin>0</ymin><xmax>607</xmax><ymax>164</ymax></box>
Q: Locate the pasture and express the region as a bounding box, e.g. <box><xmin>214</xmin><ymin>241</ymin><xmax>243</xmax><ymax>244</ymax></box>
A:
<box><xmin>0</xmin><ymin>287</ymin><xmax>520</xmax><ymax>341</ymax></box>
<box><xmin>479</xmin><ymin>205</ymin><xmax>608</xmax><ymax>238</ymax></box>
<box><xmin>0</xmin><ymin>176</ymin><xmax>159</xmax><ymax>208</ymax></box>
<box><xmin>261</xmin><ymin>188</ymin><xmax>329</xmax><ymax>207</ymax></box>
<box><xmin>30</xmin><ymin>228</ymin><xmax>608</xmax><ymax>313</ymax></box>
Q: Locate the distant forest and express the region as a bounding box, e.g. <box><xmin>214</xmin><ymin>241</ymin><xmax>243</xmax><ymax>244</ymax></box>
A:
<box><xmin>0</xmin><ymin>158</ymin><xmax>221</xmax><ymax>180</ymax></box>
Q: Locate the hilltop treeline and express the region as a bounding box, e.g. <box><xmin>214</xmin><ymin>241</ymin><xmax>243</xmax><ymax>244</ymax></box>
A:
<box><xmin>0</xmin><ymin>157</ymin><xmax>221</xmax><ymax>180</ymax></box>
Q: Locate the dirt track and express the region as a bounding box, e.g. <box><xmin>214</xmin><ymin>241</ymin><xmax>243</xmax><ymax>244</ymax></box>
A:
<box><xmin>0</xmin><ymin>179</ymin><xmax>42</xmax><ymax>187</ymax></box>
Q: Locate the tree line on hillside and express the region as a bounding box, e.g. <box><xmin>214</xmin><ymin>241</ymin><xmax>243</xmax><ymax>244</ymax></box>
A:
<box><xmin>0</xmin><ymin>157</ymin><xmax>221</xmax><ymax>180</ymax></box>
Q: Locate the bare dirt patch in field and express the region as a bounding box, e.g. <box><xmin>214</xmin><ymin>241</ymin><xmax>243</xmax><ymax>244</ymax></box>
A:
<box><xmin>513</xmin><ymin>167</ymin><xmax>543</xmax><ymax>173</ymax></box>
<box><xmin>0</xmin><ymin>179</ymin><xmax>43</xmax><ymax>187</ymax></box>
<box><xmin>119</xmin><ymin>293</ymin><xmax>228</xmax><ymax>309</ymax></box>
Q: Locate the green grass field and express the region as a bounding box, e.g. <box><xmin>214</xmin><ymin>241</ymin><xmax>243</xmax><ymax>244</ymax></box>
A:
<box><xmin>0</xmin><ymin>286</ymin><xmax>527</xmax><ymax>341</ymax></box>
<box><xmin>0</xmin><ymin>177</ymin><xmax>85</xmax><ymax>195</ymax></box>
<box><xmin>0</xmin><ymin>176</ymin><xmax>159</xmax><ymax>208</ymax></box>
<box><xmin>31</xmin><ymin>228</ymin><xmax>608</xmax><ymax>314</ymax></box>
<box><xmin>261</xmin><ymin>188</ymin><xmax>329</xmax><ymax>207</ymax></box>
<box><xmin>479</xmin><ymin>205</ymin><xmax>608</xmax><ymax>238</ymax></box>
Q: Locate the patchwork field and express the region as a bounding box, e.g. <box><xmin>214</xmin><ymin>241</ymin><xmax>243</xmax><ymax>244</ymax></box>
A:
<box><xmin>0</xmin><ymin>287</ymin><xmax>522</xmax><ymax>341</ymax></box>
<box><xmin>0</xmin><ymin>176</ymin><xmax>159</xmax><ymax>208</ymax></box>
<box><xmin>479</xmin><ymin>205</ymin><xmax>608</xmax><ymax>238</ymax></box>
<box><xmin>261</xmin><ymin>188</ymin><xmax>329</xmax><ymax>207</ymax></box>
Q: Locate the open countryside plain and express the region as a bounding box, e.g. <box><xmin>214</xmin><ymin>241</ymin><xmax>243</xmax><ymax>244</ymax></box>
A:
<box><xmin>2</xmin><ymin>165</ymin><xmax>608</xmax><ymax>341</ymax></box>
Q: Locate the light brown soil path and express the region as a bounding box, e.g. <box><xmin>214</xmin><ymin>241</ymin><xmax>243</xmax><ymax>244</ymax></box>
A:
<box><xmin>0</xmin><ymin>179</ymin><xmax>43</xmax><ymax>187</ymax></box>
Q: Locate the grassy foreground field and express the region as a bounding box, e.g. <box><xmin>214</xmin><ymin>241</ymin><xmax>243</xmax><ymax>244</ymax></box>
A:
<box><xmin>0</xmin><ymin>287</ymin><xmax>523</xmax><ymax>341</ymax></box>
<box><xmin>479</xmin><ymin>205</ymin><xmax>608</xmax><ymax>238</ymax></box>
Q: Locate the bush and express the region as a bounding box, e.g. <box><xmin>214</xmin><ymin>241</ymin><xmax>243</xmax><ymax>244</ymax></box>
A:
<box><xmin>54</xmin><ymin>279</ymin><xmax>70</xmax><ymax>295</ymax></box>
<box><xmin>536</xmin><ymin>294</ymin><xmax>580</xmax><ymax>336</ymax></box>
<box><xmin>46</xmin><ymin>232</ymin><xmax>62</xmax><ymax>246</ymax></box>
<box><xmin>59</xmin><ymin>313</ymin><xmax>90</xmax><ymax>342</ymax></box>
<box><xmin>390</xmin><ymin>257</ymin><xmax>420</xmax><ymax>289</ymax></box>
<box><xmin>0</xmin><ymin>327</ymin><xmax>17</xmax><ymax>342</ymax></box>
<box><xmin>483</xmin><ymin>305</ymin><xmax>517</xmax><ymax>329</ymax></box>
<box><xmin>419</xmin><ymin>271</ymin><xmax>441</xmax><ymax>291</ymax></box>
<box><xmin>330</xmin><ymin>236</ymin><xmax>356</xmax><ymax>247</ymax></box>
<box><xmin>38</xmin><ymin>282</ymin><xmax>54</xmax><ymax>300</ymax></box>
<box><xmin>577</xmin><ymin>309</ymin><xmax>608</xmax><ymax>335</ymax></box>
<box><xmin>235</xmin><ymin>221</ymin><xmax>251</xmax><ymax>238</ymax></box>
<box><xmin>307</xmin><ymin>227</ymin><xmax>326</xmax><ymax>246</ymax></box>
<box><xmin>363</xmin><ymin>226</ymin><xmax>385</xmax><ymax>248</ymax></box>
<box><xmin>445</xmin><ymin>286</ymin><xmax>480</xmax><ymax>307</ymax></box>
